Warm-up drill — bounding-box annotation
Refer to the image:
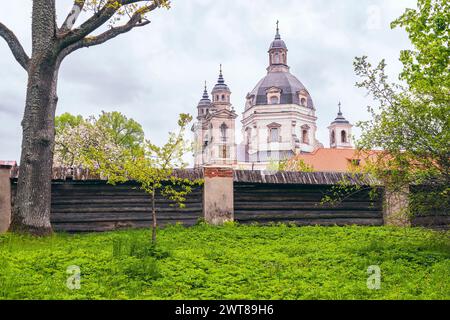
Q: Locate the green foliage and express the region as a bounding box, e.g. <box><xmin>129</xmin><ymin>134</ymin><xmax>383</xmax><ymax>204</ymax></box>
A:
<box><xmin>267</xmin><ymin>158</ymin><xmax>314</xmax><ymax>172</ymax></box>
<box><xmin>391</xmin><ymin>0</ymin><xmax>449</xmax><ymax>94</ymax></box>
<box><xmin>55</xmin><ymin>112</ymin><xmax>84</xmax><ymax>134</ymax></box>
<box><xmin>353</xmin><ymin>0</ymin><xmax>449</xmax><ymax>215</ymax></box>
<box><xmin>54</xmin><ymin>111</ymin><xmax>144</xmax><ymax>168</ymax></box>
<box><xmin>0</xmin><ymin>226</ymin><xmax>448</xmax><ymax>299</ymax></box>
<box><xmin>96</xmin><ymin>111</ymin><xmax>144</xmax><ymax>154</ymax></box>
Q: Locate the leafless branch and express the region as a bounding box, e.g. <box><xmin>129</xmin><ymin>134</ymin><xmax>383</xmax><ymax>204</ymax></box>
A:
<box><xmin>58</xmin><ymin>9</ymin><xmax>151</xmax><ymax>63</ymax></box>
<box><xmin>0</xmin><ymin>22</ymin><xmax>30</xmax><ymax>71</ymax></box>
<box><xmin>59</xmin><ymin>0</ymin><xmax>160</xmax><ymax>49</ymax></box>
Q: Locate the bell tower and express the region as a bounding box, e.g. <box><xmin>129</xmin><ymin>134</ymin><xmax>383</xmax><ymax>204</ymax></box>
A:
<box><xmin>192</xmin><ymin>66</ymin><xmax>238</xmax><ymax>167</ymax></box>
<box><xmin>328</xmin><ymin>102</ymin><xmax>353</xmax><ymax>149</ymax></box>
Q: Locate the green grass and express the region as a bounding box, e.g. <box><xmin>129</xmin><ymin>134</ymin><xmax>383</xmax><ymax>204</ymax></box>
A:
<box><xmin>0</xmin><ymin>224</ymin><xmax>449</xmax><ymax>299</ymax></box>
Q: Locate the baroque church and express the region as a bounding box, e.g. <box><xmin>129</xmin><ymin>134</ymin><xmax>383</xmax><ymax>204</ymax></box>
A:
<box><xmin>192</xmin><ymin>23</ymin><xmax>354</xmax><ymax>170</ymax></box>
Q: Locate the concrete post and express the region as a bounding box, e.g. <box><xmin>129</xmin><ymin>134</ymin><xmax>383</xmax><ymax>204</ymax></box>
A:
<box><xmin>383</xmin><ymin>186</ymin><xmax>410</xmax><ymax>227</ymax></box>
<box><xmin>203</xmin><ymin>166</ymin><xmax>234</xmax><ymax>225</ymax></box>
<box><xmin>0</xmin><ymin>165</ymin><xmax>12</xmax><ymax>233</ymax></box>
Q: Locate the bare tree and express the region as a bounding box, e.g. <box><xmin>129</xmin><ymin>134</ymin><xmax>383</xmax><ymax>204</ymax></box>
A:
<box><xmin>0</xmin><ymin>0</ymin><xmax>169</xmax><ymax>235</ymax></box>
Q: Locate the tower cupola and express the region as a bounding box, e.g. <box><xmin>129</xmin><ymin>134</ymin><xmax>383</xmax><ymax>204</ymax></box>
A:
<box><xmin>197</xmin><ymin>81</ymin><xmax>211</xmax><ymax>119</ymax></box>
<box><xmin>211</xmin><ymin>64</ymin><xmax>231</xmax><ymax>107</ymax></box>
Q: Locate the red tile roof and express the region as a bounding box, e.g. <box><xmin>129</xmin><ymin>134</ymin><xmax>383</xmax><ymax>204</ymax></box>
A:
<box><xmin>290</xmin><ymin>148</ymin><xmax>379</xmax><ymax>172</ymax></box>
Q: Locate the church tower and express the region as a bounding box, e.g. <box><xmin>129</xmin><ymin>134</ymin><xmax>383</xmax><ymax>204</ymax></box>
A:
<box><xmin>328</xmin><ymin>102</ymin><xmax>353</xmax><ymax>149</ymax></box>
<box><xmin>192</xmin><ymin>66</ymin><xmax>238</xmax><ymax>167</ymax></box>
<box><xmin>241</xmin><ymin>21</ymin><xmax>321</xmax><ymax>165</ymax></box>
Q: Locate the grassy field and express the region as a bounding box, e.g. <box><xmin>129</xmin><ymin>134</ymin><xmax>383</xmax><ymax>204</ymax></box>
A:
<box><xmin>0</xmin><ymin>224</ymin><xmax>448</xmax><ymax>300</ymax></box>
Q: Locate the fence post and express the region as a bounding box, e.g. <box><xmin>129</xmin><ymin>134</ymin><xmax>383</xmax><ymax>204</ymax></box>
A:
<box><xmin>383</xmin><ymin>186</ymin><xmax>411</xmax><ymax>227</ymax></box>
<box><xmin>203</xmin><ymin>166</ymin><xmax>234</xmax><ymax>225</ymax></box>
<box><xmin>0</xmin><ymin>165</ymin><xmax>12</xmax><ymax>233</ymax></box>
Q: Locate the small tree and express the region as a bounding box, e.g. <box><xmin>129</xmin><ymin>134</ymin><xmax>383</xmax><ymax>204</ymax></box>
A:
<box><xmin>97</xmin><ymin>113</ymin><xmax>202</xmax><ymax>244</ymax></box>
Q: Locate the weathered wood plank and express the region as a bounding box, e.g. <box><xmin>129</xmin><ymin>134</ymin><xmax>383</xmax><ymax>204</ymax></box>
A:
<box><xmin>234</xmin><ymin>201</ymin><xmax>382</xmax><ymax>210</ymax></box>
<box><xmin>234</xmin><ymin>211</ymin><xmax>382</xmax><ymax>219</ymax></box>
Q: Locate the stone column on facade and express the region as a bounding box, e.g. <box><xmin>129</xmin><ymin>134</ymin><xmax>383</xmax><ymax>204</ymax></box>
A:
<box><xmin>203</xmin><ymin>166</ymin><xmax>234</xmax><ymax>225</ymax></box>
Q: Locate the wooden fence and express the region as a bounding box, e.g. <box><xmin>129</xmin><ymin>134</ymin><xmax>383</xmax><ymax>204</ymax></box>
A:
<box><xmin>11</xmin><ymin>180</ymin><xmax>203</xmax><ymax>232</ymax></box>
<box><xmin>234</xmin><ymin>183</ymin><xmax>383</xmax><ymax>226</ymax></box>
<box><xmin>5</xmin><ymin>167</ymin><xmax>448</xmax><ymax>232</ymax></box>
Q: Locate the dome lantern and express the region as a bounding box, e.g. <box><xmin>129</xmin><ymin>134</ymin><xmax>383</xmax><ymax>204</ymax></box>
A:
<box><xmin>268</xmin><ymin>21</ymin><xmax>288</xmax><ymax>70</ymax></box>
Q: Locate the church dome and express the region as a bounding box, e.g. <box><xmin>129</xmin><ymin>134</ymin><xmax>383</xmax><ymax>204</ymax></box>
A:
<box><xmin>269</xmin><ymin>39</ymin><xmax>287</xmax><ymax>50</ymax></box>
<box><xmin>269</xmin><ymin>21</ymin><xmax>288</xmax><ymax>50</ymax></box>
<box><xmin>246</xmin><ymin>22</ymin><xmax>314</xmax><ymax>110</ymax></box>
<box><xmin>247</xmin><ymin>71</ymin><xmax>314</xmax><ymax>109</ymax></box>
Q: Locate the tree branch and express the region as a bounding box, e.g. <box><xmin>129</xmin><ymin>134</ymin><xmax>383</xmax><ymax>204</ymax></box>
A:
<box><xmin>59</xmin><ymin>0</ymin><xmax>161</xmax><ymax>49</ymax></box>
<box><xmin>57</xmin><ymin>10</ymin><xmax>150</xmax><ymax>63</ymax></box>
<box><xmin>59</xmin><ymin>0</ymin><xmax>86</xmax><ymax>33</ymax></box>
<box><xmin>0</xmin><ymin>22</ymin><xmax>30</xmax><ymax>71</ymax></box>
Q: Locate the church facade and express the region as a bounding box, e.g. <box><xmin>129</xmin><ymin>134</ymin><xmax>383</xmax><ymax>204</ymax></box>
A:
<box><xmin>192</xmin><ymin>24</ymin><xmax>354</xmax><ymax>170</ymax></box>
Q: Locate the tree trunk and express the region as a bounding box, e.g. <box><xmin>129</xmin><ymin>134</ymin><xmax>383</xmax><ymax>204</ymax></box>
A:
<box><xmin>151</xmin><ymin>189</ymin><xmax>157</xmax><ymax>244</ymax></box>
<box><xmin>9</xmin><ymin>55</ymin><xmax>59</xmax><ymax>236</ymax></box>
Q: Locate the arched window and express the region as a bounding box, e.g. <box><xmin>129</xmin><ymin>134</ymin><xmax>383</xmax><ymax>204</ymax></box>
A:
<box><xmin>301</xmin><ymin>98</ymin><xmax>307</xmax><ymax>106</ymax></box>
<box><xmin>282</xmin><ymin>53</ymin><xmax>285</xmax><ymax>64</ymax></box>
<box><xmin>274</xmin><ymin>52</ymin><xmax>280</xmax><ymax>64</ymax></box>
<box><xmin>270</xmin><ymin>96</ymin><xmax>279</xmax><ymax>104</ymax></box>
<box><xmin>216</xmin><ymin>95</ymin><xmax>219</xmax><ymax>101</ymax></box>
<box><xmin>302</xmin><ymin>129</ymin><xmax>309</xmax><ymax>144</ymax></box>
<box><xmin>221</xmin><ymin>94</ymin><xmax>225</xmax><ymax>101</ymax></box>
<box><xmin>220</xmin><ymin>123</ymin><xmax>227</xmax><ymax>142</ymax></box>
<box><xmin>341</xmin><ymin>130</ymin><xmax>347</xmax><ymax>143</ymax></box>
<box><xmin>331</xmin><ymin>130</ymin><xmax>336</xmax><ymax>144</ymax></box>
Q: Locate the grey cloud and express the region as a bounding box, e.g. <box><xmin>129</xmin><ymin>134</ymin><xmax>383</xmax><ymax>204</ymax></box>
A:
<box><xmin>0</xmin><ymin>0</ymin><xmax>416</xmax><ymax>162</ymax></box>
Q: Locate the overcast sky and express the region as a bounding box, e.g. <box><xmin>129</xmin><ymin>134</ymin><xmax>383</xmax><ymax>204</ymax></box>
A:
<box><xmin>0</xmin><ymin>0</ymin><xmax>417</xmax><ymax>163</ymax></box>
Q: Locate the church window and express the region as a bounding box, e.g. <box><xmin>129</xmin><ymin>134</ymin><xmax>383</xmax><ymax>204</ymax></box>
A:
<box><xmin>270</xmin><ymin>96</ymin><xmax>279</xmax><ymax>104</ymax></box>
<box><xmin>331</xmin><ymin>130</ymin><xmax>336</xmax><ymax>144</ymax></box>
<box><xmin>221</xmin><ymin>145</ymin><xmax>228</xmax><ymax>159</ymax></box>
<box><xmin>216</xmin><ymin>95</ymin><xmax>219</xmax><ymax>101</ymax></box>
<box><xmin>222</xmin><ymin>94</ymin><xmax>225</xmax><ymax>101</ymax></box>
<box><xmin>270</xmin><ymin>128</ymin><xmax>279</xmax><ymax>142</ymax></box>
<box><xmin>301</xmin><ymin>98</ymin><xmax>307</xmax><ymax>106</ymax></box>
<box><xmin>341</xmin><ymin>130</ymin><xmax>347</xmax><ymax>143</ymax></box>
<box><xmin>274</xmin><ymin>52</ymin><xmax>280</xmax><ymax>64</ymax></box>
<box><xmin>302</xmin><ymin>129</ymin><xmax>309</xmax><ymax>144</ymax></box>
<box><xmin>220</xmin><ymin>123</ymin><xmax>227</xmax><ymax>142</ymax></box>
